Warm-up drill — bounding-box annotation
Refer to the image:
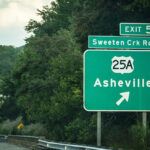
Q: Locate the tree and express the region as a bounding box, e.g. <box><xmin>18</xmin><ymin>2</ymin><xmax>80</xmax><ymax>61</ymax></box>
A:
<box><xmin>0</xmin><ymin>45</ymin><xmax>20</xmax><ymax>121</ymax></box>
<box><xmin>0</xmin><ymin>46</ymin><xmax>19</xmax><ymax>77</ymax></box>
<box><xmin>26</xmin><ymin>0</ymin><xmax>75</xmax><ymax>37</ymax></box>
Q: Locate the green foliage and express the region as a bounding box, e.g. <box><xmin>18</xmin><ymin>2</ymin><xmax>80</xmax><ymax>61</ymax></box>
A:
<box><xmin>129</xmin><ymin>124</ymin><xmax>147</xmax><ymax>150</ymax></box>
<box><xmin>22</xmin><ymin>123</ymin><xmax>47</xmax><ymax>136</ymax></box>
<box><xmin>26</xmin><ymin>0</ymin><xmax>75</xmax><ymax>36</ymax></box>
<box><xmin>13</xmin><ymin>29</ymin><xmax>82</xmax><ymax>124</ymax></box>
<box><xmin>0</xmin><ymin>76</ymin><xmax>21</xmax><ymax>121</ymax></box>
<box><xmin>0</xmin><ymin>116</ymin><xmax>47</xmax><ymax>136</ymax></box>
<box><xmin>103</xmin><ymin>125</ymin><xmax>130</xmax><ymax>149</ymax></box>
<box><xmin>0</xmin><ymin>45</ymin><xmax>19</xmax><ymax>77</ymax></box>
<box><xmin>0</xmin><ymin>117</ymin><xmax>22</xmax><ymax>135</ymax></box>
<box><xmin>65</xmin><ymin>114</ymin><xmax>96</xmax><ymax>144</ymax></box>
<box><xmin>46</xmin><ymin>48</ymin><xmax>83</xmax><ymax>141</ymax></box>
<box><xmin>120</xmin><ymin>0</ymin><xmax>150</xmax><ymax>11</ymax></box>
<box><xmin>0</xmin><ymin>46</ymin><xmax>20</xmax><ymax>121</ymax></box>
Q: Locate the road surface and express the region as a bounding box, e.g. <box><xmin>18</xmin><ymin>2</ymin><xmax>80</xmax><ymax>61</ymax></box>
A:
<box><xmin>0</xmin><ymin>142</ymin><xmax>29</xmax><ymax>150</ymax></box>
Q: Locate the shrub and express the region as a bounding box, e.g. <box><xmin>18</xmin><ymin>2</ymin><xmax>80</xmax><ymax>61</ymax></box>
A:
<box><xmin>0</xmin><ymin>116</ymin><xmax>22</xmax><ymax>134</ymax></box>
<box><xmin>129</xmin><ymin>124</ymin><xmax>147</xmax><ymax>150</ymax></box>
<box><xmin>21</xmin><ymin>123</ymin><xmax>47</xmax><ymax>136</ymax></box>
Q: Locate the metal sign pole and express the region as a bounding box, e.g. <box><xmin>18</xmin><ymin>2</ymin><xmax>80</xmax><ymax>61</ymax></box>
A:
<box><xmin>142</xmin><ymin>112</ymin><xmax>147</xmax><ymax>129</ymax></box>
<box><xmin>97</xmin><ymin>112</ymin><xmax>101</xmax><ymax>146</ymax></box>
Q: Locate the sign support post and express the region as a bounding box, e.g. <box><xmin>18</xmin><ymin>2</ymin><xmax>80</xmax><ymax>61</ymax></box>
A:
<box><xmin>142</xmin><ymin>112</ymin><xmax>147</xmax><ymax>129</ymax></box>
<box><xmin>97</xmin><ymin>112</ymin><xmax>101</xmax><ymax>146</ymax></box>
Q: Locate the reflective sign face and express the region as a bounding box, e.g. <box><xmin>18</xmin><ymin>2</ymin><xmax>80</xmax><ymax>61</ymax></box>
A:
<box><xmin>88</xmin><ymin>36</ymin><xmax>150</xmax><ymax>49</ymax></box>
<box><xmin>83</xmin><ymin>50</ymin><xmax>150</xmax><ymax>111</ymax></box>
<box><xmin>120</xmin><ymin>23</ymin><xmax>150</xmax><ymax>36</ymax></box>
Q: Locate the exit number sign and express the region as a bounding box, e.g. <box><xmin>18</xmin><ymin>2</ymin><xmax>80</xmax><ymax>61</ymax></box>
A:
<box><xmin>120</xmin><ymin>23</ymin><xmax>150</xmax><ymax>36</ymax></box>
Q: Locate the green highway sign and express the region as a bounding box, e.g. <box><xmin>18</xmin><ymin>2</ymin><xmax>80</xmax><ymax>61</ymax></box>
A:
<box><xmin>120</xmin><ymin>23</ymin><xmax>150</xmax><ymax>36</ymax></box>
<box><xmin>84</xmin><ymin>50</ymin><xmax>150</xmax><ymax>111</ymax></box>
<box><xmin>88</xmin><ymin>36</ymin><xmax>150</xmax><ymax>49</ymax></box>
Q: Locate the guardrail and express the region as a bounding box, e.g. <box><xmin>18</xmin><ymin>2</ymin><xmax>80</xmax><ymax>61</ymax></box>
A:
<box><xmin>0</xmin><ymin>135</ymin><xmax>120</xmax><ymax>150</ymax></box>
<box><xmin>0</xmin><ymin>135</ymin><xmax>7</xmax><ymax>142</ymax></box>
<box><xmin>38</xmin><ymin>139</ymin><xmax>112</xmax><ymax>150</ymax></box>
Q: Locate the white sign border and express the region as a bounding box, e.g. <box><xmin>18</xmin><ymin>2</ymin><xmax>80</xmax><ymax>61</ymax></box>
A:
<box><xmin>83</xmin><ymin>49</ymin><xmax>150</xmax><ymax>112</ymax></box>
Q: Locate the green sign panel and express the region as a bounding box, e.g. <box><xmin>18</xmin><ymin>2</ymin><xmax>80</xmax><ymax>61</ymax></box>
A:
<box><xmin>120</xmin><ymin>23</ymin><xmax>150</xmax><ymax>36</ymax></box>
<box><xmin>84</xmin><ymin>50</ymin><xmax>150</xmax><ymax>111</ymax></box>
<box><xmin>88</xmin><ymin>36</ymin><xmax>150</xmax><ymax>49</ymax></box>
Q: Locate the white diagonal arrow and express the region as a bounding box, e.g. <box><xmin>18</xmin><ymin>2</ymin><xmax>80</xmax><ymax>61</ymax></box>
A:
<box><xmin>116</xmin><ymin>92</ymin><xmax>130</xmax><ymax>106</ymax></box>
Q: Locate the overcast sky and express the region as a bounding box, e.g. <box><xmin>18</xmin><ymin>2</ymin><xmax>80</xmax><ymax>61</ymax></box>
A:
<box><xmin>0</xmin><ymin>0</ymin><xmax>51</xmax><ymax>47</ymax></box>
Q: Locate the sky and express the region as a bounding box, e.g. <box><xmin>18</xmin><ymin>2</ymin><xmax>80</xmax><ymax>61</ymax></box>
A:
<box><xmin>0</xmin><ymin>0</ymin><xmax>51</xmax><ymax>47</ymax></box>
